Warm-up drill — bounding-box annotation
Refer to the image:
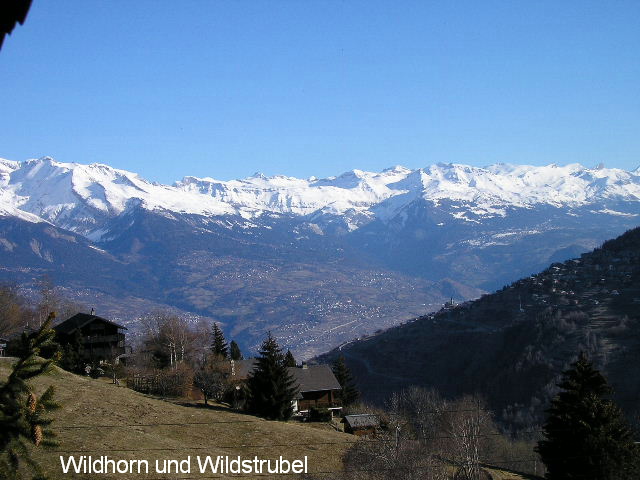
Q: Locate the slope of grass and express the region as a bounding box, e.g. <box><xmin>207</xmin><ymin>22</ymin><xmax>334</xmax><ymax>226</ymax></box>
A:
<box><xmin>0</xmin><ymin>358</ymin><xmax>355</xmax><ymax>479</ymax></box>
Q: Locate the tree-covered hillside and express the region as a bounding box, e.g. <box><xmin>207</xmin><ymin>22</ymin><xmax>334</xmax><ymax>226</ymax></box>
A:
<box><xmin>321</xmin><ymin>226</ymin><xmax>640</xmax><ymax>430</ymax></box>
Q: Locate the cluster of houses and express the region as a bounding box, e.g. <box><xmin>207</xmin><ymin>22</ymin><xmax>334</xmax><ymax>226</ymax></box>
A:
<box><xmin>30</xmin><ymin>311</ymin><xmax>380</xmax><ymax>435</ymax></box>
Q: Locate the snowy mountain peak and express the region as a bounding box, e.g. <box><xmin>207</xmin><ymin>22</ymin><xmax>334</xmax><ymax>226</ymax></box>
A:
<box><xmin>383</xmin><ymin>165</ymin><xmax>411</xmax><ymax>174</ymax></box>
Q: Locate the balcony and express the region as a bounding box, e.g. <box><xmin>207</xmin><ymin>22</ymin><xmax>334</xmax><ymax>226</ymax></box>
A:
<box><xmin>83</xmin><ymin>334</ymin><xmax>125</xmax><ymax>345</ymax></box>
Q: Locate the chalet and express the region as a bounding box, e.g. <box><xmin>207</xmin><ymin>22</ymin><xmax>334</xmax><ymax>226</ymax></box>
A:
<box><xmin>290</xmin><ymin>363</ymin><xmax>342</xmax><ymax>416</ymax></box>
<box><xmin>230</xmin><ymin>359</ymin><xmax>343</xmax><ymax>417</ymax></box>
<box><xmin>342</xmin><ymin>414</ymin><xmax>380</xmax><ymax>436</ymax></box>
<box><xmin>53</xmin><ymin>312</ymin><xmax>127</xmax><ymax>363</ymax></box>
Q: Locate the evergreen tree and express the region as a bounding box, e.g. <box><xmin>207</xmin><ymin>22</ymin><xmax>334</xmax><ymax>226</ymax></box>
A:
<box><xmin>246</xmin><ymin>332</ymin><xmax>298</xmax><ymax>420</ymax></box>
<box><xmin>0</xmin><ymin>312</ymin><xmax>60</xmax><ymax>480</ymax></box>
<box><xmin>284</xmin><ymin>349</ymin><xmax>296</xmax><ymax>367</ymax></box>
<box><xmin>211</xmin><ymin>323</ymin><xmax>228</xmax><ymax>359</ymax></box>
<box><xmin>230</xmin><ymin>340</ymin><xmax>243</xmax><ymax>361</ymax></box>
<box><xmin>332</xmin><ymin>355</ymin><xmax>359</xmax><ymax>407</ymax></box>
<box><xmin>536</xmin><ymin>353</ymin><xmax>640</xmax><ymax>480</ymax></box>
<box><xmin>58</xmin><ymin>329</ymin><xmax>83</xmax><ymax>373</ymax></box>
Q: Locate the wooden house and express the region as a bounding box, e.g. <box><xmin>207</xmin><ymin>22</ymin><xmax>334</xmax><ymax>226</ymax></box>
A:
<box><xmin>230</xmin><ymin>360</ymin><xmax>343</xmax><ymax>416</ymax></box>
<box><xmin>342</xmin><ymin>414</ymin><xmax>380</xmax><ymax>436</ymax></box>
<box><xmin>290</xmin><ymin>363</ymin><xmax>342</xmax><ymax>416</ymax></box>
<box><xmin>53</xmin><ymin>312</ymin><xmax>127</xmax><ymax>363</ymax></box>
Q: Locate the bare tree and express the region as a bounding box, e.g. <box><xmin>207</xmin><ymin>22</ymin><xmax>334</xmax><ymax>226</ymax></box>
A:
<box><xmin>0</xmin><ymin>283</ymin><xmax>27</xmax><ymax>337</ymax></box>
<box><xmin>139</xmin><ymin>311</ymin><xmax>200</xmax><ymax>369</ymax></box>
<box><xmin>442</xmin><ymin>395</ymin><xmax>493</xmax><ymax>480</ymax></box>
<box><xmin>105</xmin><ymin>344</ymin><xmax>126</xmax><ymax>385</ymax></box>
<box><xmin>393</xmin><ymin>386</ymin><xmax>447</xmax><ymax>448</ymax></box>
<box><xmin>193</xmin><ymin>356</ymin><xmax>231</xmax><ymax>405</ymax></box>
<box><xmin>33</xmin><ymin>276</ymin><xmax>85</xmax><ymax>327</ymax></box>
<box><xmin>343</xmin><ymin>387</ymin><xmax>449</xmax><ymax>480</ymax></box>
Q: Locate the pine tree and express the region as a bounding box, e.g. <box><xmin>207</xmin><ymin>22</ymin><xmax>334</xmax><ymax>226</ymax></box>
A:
<box><xmin>230</xmin><ymin>340</ymin><xmax>243</xmax><ymax>361</ymax></box>
<box><xmin>59</xmin><ymin>329</ymin><xmax>83</xmax><ymax>373</ymax></box>
<box><xmin>284</xmin><ymin>349</ymin><xmax>296</xmax><ymax>367</ymax></box>
<box><xmin>332</xmin><ymin>355</ymin><xmax>359</xmax><ymax>407</ymax></box>
<box><xmin>0</xmin><ymin>312</ymin><xmax>60</xmax><ymax>480</ymax></box>
<box><xmin>211</xmin><ymin>323</ymin><xmax>228</xmax><ymax>359</ymax></box>
<box><xmin>246</xmin><ymin>332</ymin><xmax>298</xmax><ymax>420</ymax></box>
<box><xmin>536</xmin><ymin>353</ymin><xmax>640</xmax><ymax>480</ymax></box>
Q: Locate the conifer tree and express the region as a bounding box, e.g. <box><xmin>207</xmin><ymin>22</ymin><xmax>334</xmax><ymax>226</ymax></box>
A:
<box><xmin>230</xmin><ymin>340</ymin><xmax>243</xmax><ymax>361</ymax></box>
<box><xmin>246</xmin><ymin>332</ymin><xmax>298</xmax><ymax>420</ymax></box>
<box><xmin>536</xmin><ymin>353</ymin><xmax>640</xmax><ymax>480</ymax></box>
<box><xmin>211</xmin><ymin>323</ymin><xmax>228</xmax><ymax>359</ymax></box>
<box><xmin>284</xmin><ymin>349</ymin><xmax>296</xmax><ymax>367</ymax></box>
<box><xmin>0</xmin><ymin>312</ymin><xmax>60</xmax><ymax>480</ymax></box>
<box><xmin>332</xmin><ymin>355</ymin><xmax>359</xmax><ymax>407</ymax></box>
<box><xmin>59</xmin><ymin>329</ymin><xmax>83</xmax><ymax>373</ymax></box>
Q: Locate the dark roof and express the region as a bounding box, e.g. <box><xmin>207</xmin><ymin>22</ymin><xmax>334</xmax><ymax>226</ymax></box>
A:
<box><xmin>53</xmin><ymin>313</ymin><xmax>127</xmax><ymax>335</ymax></box>
<box><xmin>289</xmin><ymin>365</ymin><xmax>341</xmax><ymax>393</ymax></box>
<box><xmin>343</xmin><ymin>414</ymin><xmax>380</xmax><ymax>429</ymax></box>
<box><xmin>231</xmin><ymin>361</ymin><xmax>341</xmax><ymax>393</ymax></box>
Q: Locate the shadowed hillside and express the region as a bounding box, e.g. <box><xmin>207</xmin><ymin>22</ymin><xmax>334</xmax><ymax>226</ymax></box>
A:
<box><xmin>320</xmin><ymin>226</ymin><xmax>640</xmax><ymax>430</ymax></box>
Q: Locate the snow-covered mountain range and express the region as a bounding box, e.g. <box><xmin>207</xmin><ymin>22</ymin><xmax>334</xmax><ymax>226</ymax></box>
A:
<box><xmin>1</xmin><ymin>156</ymin><xmax>640</xmax><ymax>357</ymax></box>
<box><xmin>2</xmin><ymin>157</ymin><xmax>640</xmax><ymax>235</ymax></box>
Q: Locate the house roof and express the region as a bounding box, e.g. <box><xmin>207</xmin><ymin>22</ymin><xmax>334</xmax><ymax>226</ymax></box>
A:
<box><xmin>343</xmin><ymin>414</ymin><xmax>380</xmax><ymax>429</ymax></box>
<box><xmin>53</xmin><ymin>313</ymin><xmax>127</xmax><ymax>335</ymax></box>
<box><xmin>231</xmin><ymin>360</ymin><xmax>341</xmax><ymax>393</ymax></box>
<box><xmin>289</xmin><ymin>365</ymin><xmax>341</xmax><ymax>393</ymax></box>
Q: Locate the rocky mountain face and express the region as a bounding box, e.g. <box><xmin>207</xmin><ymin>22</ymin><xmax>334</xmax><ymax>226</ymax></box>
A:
<box><xmin>1</xmin><ymin>156</ymin><xmax>639</xmax><ymax>357</ymax></box>
<box><xmin>320</xmin><ymin>227</ymin><xmax>640</xmax><ymax>428</ymax></box>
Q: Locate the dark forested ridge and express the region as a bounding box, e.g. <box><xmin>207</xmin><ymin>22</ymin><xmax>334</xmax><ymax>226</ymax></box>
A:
<box><xmin>319</xmin><ymin>226</ymin><xmax>640</xmax><ymax>429</ymax></box>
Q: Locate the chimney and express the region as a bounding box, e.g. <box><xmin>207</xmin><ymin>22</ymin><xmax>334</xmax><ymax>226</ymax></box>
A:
<box><xmin>90</xmin><ymin>308</ymin><xmax>95</xmax><ymax>316</ymax></box>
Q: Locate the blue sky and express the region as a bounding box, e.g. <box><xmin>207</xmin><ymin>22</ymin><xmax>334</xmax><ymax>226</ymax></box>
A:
<box><xmin>1</xmin><ymin>1</ymin><xmax>639</xmax><ymax>183</ymax></box>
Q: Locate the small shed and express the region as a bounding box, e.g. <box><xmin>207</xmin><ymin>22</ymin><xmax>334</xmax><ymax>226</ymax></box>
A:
<box><xmin>0</xmin><ymin>337</ymin><xmax>7</xmax><ymax>357</ymax></box>
<box><xmin>342</xmin><ymin>414</ymin><xmax>380</xmax><ymax>436</ymax></box>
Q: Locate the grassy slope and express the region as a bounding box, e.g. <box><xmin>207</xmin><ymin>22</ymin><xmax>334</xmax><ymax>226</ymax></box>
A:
<box><xmin>0</xmin><ymin>358</ymin><xmax>355</xmax><ymax>479</ymax></box>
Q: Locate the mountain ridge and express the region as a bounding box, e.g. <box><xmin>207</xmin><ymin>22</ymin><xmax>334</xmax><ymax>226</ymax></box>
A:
<box><xmin>3</xmin><ymin>157</ymin><xmax>640</xmax><ymax>237</ymax></box>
